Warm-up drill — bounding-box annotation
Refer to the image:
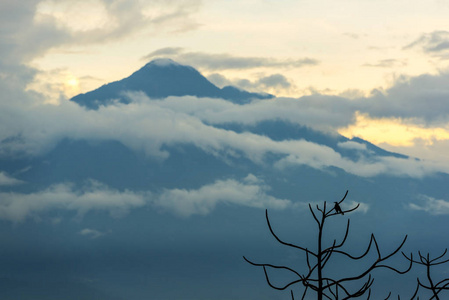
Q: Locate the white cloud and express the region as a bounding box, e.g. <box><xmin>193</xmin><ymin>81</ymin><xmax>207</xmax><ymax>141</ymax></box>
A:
<box><xmin>207</xmin><ymin>73</ymin><xmax>294</xmax><ymax>95</ymax></box>
<box><xmin>409</xmin><ymin>195</ymin><xmax>449</xmax><ymax>215</ymax></box>
<box><xmin>79</xmin><ymin>228</ymin><xmax>106</xmax><ymax>239</ymax></box>
<box><xmin>144</xmin><ymin>94</ymin><xmax>356</xmax><ymax>131</ymax></box>
<box><xmin>347</xmin><ymin>201</ymin><xmax>370</xmax><ymax>214</ymax></box>
<box><xmin>0</xmin><ymin>172</ymin><xmax>23</xmax><ymax>186</ymax></box>
<box><xmin>143</xmin><ymin>47</ymin><xmax>319</xmax><ymax>70</ymax></box>
<box><xmin>0</xmin><ymin>180</ymin><xmax>146</xmax><ymax>222</ymax></box>
<box><xmin>274</xmin><ymin>151</ymin><xmax>439</xmax><ymax>178</ymax></box>
<box><xmin>153</xmin><ymin>174</ymin><xmax>292</xmax><ymax>217</ymax></box>
<box><xmin>0</xmin><ymin>174</ymin><xmax>295</xmax><ymax>221</ymax></box>
<box><xmin>0</xmin><ymin>91</ymin><xmax>447</xmax><ymax>178</ymax></box>
<box><xmin>337</xmin><ymin>141</ymin><xmax>368</xmax><ymax>151</ymax></box>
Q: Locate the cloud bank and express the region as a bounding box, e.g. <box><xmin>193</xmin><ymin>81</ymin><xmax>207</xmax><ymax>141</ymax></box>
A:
<box><xmin>0</xmin><ymin>180</ymin><xmax>146</xmax><ymax>222</ymax></box>
<box><xmin>1</xmin><ymin>85</ymin><xmax>449</xmax><ymax>178</ymax></box>
<box><xmin>153</xmin><ymin>174</ymin><xmax>292</xmax><ymax>217</ymax></box>
<box><xmin>0</xmin><ymin>174</ymin><xmax>293</xmax><ymax>222</ymax></box>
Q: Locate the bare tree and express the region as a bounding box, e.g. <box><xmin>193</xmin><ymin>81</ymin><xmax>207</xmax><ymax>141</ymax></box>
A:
<box><xmin>403</xmin><ymin>249</ymin><xmax>449</xmax><ymax>299</ymax></box>
<box><xmin>243</xmin><ymin>190</ymin><xmax>412</xmax><ymax>300</ymax></box>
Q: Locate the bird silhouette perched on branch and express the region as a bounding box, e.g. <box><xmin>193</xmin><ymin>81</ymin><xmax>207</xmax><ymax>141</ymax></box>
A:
<box><xmin>244</xmin><ymin>190</ymin><xmax>412</xmax><ymax>300</ymax></box>
<box><xmin>334</xmin><ymin>201</ymin><xmax>344</xmax><ymax>215</ymax></box>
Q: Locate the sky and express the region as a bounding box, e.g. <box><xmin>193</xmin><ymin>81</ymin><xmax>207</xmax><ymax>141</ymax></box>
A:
<box><xmin>3</xmin><ymin>0</ymin><xmax>449</xmax><ymax>168</ymax></box>
<box><xmin>2</xmin><ymin>1</ymin><xmax>449</xmax><ymax>298</ymax></box>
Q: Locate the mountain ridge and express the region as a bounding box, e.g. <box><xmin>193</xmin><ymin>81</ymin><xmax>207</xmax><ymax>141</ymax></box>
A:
<box><xmin>71</xmin><ymin>58</ymin><xmax>273</xmax><ymax>109</ymax></box>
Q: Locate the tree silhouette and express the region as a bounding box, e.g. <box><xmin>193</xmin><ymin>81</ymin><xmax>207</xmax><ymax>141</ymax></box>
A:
<box><xmin>403</xmin><ymin>249</ymin><xmax>449</xmax><ymax>299</ymax></box>
<box><xmin>243</xmin><ymin>190</ymin><xmax>412</xmax><ymax>300</ymax></box>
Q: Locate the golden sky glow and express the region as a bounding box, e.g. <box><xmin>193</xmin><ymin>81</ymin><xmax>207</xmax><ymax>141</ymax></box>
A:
<box><xmin>339</xmin><ymin>112</ymin><xmax>449</xmax><ymax>147</ymax></box>
<box><xmin>30</xmin><ymin>0</ymin><xmax>449</xmax><ymax>100</ymax></box>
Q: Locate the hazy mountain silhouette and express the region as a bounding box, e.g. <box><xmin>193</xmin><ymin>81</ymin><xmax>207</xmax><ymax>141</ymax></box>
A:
<box><xmin>71</xmin><ymin>59</ymin><xmax>272</xmax><ymax>109</ymax></box>
<box><xmin>3</xmin><ymin>59</ymin><xmax>407</xmax><ymax>192</ymax></box>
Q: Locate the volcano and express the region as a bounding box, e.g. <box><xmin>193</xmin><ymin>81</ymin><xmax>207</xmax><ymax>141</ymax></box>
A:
<box><xmin>71</xmin><ymin>58</ymin><xmax>272</xmax><ymax>109</ymax></box>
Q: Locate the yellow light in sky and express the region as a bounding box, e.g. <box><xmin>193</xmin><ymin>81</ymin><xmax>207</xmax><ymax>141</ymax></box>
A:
<box><xmin>63</xmin><ymin>76</ymin><xmax>80</xmax><ymax>98</ymax></box>
<box><xmin>66</xmin><ymin>77</ymin><xmax>79</xmax><ymax>87</ymax></box>
<box><xmin>339</xmin><ymin>112</ymin><xmax>449</xmax><ymax>147</ymax></box>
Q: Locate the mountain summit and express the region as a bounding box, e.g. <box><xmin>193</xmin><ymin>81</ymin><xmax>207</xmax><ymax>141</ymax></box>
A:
<box><xmin>71</xmin><ymin>59</ymin><xmax>273</xmax><ymax>109</ymax></box>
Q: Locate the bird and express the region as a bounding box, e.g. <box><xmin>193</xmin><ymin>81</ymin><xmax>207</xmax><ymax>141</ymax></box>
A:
<box><xmin>334</xmin><ymin>202</ymin><xmax>344</xmax><ymax>215</ymax></box>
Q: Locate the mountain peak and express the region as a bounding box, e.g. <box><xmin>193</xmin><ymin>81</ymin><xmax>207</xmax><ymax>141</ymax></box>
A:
<box><xmin>70</xmin><ymin>59</ymin><xmax>273</xmax><ymax>109</ymax></box>
<box><xmin>145</xmin><ymin>58</ymin><xmax>183</xmax><ymax>68</ymax></box>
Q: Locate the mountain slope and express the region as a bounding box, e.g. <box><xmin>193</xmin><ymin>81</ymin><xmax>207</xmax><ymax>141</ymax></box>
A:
<box><xmin>71</xmin><ymin>59</ymin><xmax>272</xmax><ymax>108</ymax></box>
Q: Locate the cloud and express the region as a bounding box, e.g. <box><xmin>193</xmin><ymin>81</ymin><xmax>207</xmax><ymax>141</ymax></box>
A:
<box><xmin>0</xmin><ymin>0</ymin><xmax>203</xmax><ymax>115</ymax></box>
<box><xmin>348</xmin><ymin>201</ymin><xmax>370</xmax><ymax>214</ymax></box>
<box><xmin>0</xmin><ymin>174</ymin><xmax>295</xmax><ymax>221</ymax></box>
<box><xmin>206</xmin><ymin>73</ymin><xmax>233</xmax><ymax>87</ymax></box>
<box><xmin>146</xmin><ymin>47</ymin><xmax>185</xmax><ymax>57</ymax></box>
<box><xmin>5</xmin><ymin>61</ymin><xmax>449</xmax><ymax>180</ymax></box>
<box><xmin>1</xmin><ymin>89</ymin><xmax>447</xmax><ymax>178</ymax></box>
<box><xmin>207</xmin><ymin>72</ymin><xmax>294</xmax><ymax>94</ymax></box>
<box><xmin>79</xmin><ymin>228</ymin><xmax>106</xmax><ymax>239</ymax></box>
<box><xmin>343</xmin><ymin>32</ymin><xmax>363</xmax><ymax>39</ymax></box>
<box><xmin>143</xmin><ymin>47</ymin><xmax>319</xmax><ymax>70</ymax></box>
<box><xmin>404</xmin><ymin>31</ymin><xmax>449</xmax><ymax>58</ymax></box>
<box><xmin>0</xmin><ymin>1</ymin><xmax>201</xmax><ymax>68</ymax></box>
<box><xmin>153</xmin><ymin>174</ymin><xmax>292</xmax><ymax>217</ymax></box>
<box><xmin>362</xmin><ymin>59</ymin><xmax>406</xmax><ymax>68</ymax></box>
<box><xmin>337</xmin><ymin>141</ymin><xmax>367</xmax><ymax>151</ymax></box>
<box><xmin>0</xmin><ymin>0</ymin><xmax>67</xmax><ymax>64</ymax></box>
<box><xmin>274</xmin><ymin>147</ymin><xmax>439</xmax><ymax>178</ymax></box>
<box><xmin>257</xmin><ymin>74</ymin><xmax>292</xmax><ymax>89</ymax></box>
<box><xmin>0</xmin><ymin>180</ymin><xmax>146</xmax><ymax>222</ymax></box>
<box><xmin>0</xmin><ymin>172</ymin><xmax>23</xmax><ymax>186</ymax></box>
<box><xmin>361</xmin><ymin>72</ymin><xmax>449</xmax><ymax>125</ymax></box>
<box><xmin>409</xmin><ymin>195</ymin><xmax>449</xmax><ymax>215</ymax></box>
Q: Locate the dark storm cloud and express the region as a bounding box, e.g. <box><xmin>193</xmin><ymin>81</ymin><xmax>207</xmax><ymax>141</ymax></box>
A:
<box><xmin>143</xmin><ymin>47</ymin><xmax>320</xmax><ymax>70</ymax></box>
